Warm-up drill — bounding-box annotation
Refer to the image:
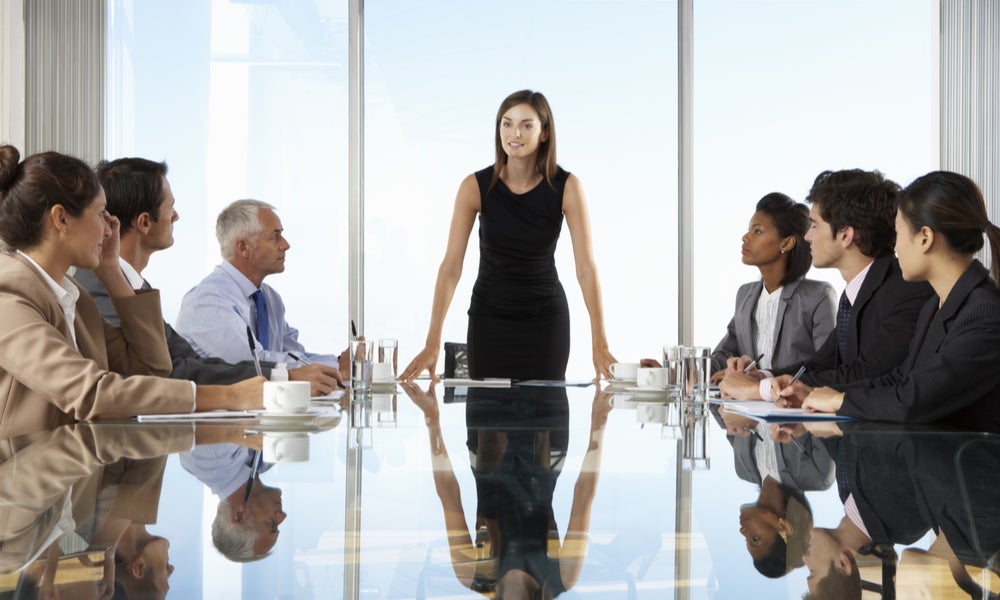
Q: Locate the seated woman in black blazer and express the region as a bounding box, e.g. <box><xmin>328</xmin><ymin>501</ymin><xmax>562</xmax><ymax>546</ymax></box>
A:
<box><xmin>783</xmin><ymin>171</ymin><xmax>1000</xmax><ymax>430</ymax></box>
<box><xmin>709</xmin><ymin>193</ymin><xmax>837</xmax><ymax>383</ymax></box>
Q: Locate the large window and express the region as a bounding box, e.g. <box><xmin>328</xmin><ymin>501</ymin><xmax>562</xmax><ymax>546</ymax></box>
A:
<box><xmin>363</xmin><ymin>1</ymin><xmax>679</xmax><ymax>379</ymax></box>
<box><xmin>107</xmin><ymin>0</ymin><xmax>349</xmax><ymax>354</ymax></box>
<box><xmin>691</xmin><ymin>0</ymin><xmax>935</xmax><ymax>351</ymax></box>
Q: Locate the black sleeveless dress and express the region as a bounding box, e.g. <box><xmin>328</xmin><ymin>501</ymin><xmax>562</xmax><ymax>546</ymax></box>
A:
<box><xmin>467</xmin><ymin>166</ymin><xmax>571</xmax><ymax>380</ymax></box>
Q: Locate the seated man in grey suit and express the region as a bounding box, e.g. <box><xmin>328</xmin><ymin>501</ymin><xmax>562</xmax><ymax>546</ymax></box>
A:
<box><xmin>75</xmin><ymin>157</ymin><xmax>343</xmax><ymax>393</ymax></box>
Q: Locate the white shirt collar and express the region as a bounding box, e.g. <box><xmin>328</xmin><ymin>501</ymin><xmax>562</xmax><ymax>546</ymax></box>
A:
<box><xmin>844</xmin><ymin>260</ymin><xmax>874</xmax><ymax>305</ymax></box>
<box><xmin>16</xmin><ymin>250</ymin><xmax>80</xmax><ymax>313</ymax></box>
<box><xmin>17</xmin><ymin>250</ymin><xmax>81</xmax><ymax>349</ymax></box>
<box><xmin>118</xmin><ymin>256</ymin><xmax>145</xmax><ymax>290</ymax></box>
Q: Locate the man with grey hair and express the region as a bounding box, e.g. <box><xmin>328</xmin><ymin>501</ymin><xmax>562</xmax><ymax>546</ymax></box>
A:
<box><xmin>176</xmin><ymin>200</ymin><xmax>345</xmax><ymax>374</ymax></box>
<box><xmin>179</xmin><ymin>444</ymin><xmax>284</xmax><ymax>563</ymax></box>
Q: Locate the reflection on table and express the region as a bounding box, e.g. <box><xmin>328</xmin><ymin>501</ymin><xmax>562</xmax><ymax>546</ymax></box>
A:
<box><xmin>0</xmin><ymin>385</ymin><xmax>996</xmax><ymax>598</ymax></box>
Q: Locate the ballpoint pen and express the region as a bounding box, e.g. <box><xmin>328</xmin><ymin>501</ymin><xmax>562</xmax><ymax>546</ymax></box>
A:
<box><xmin>351</xmin><ymin>320</ymin><xmax>358</xmax><ymax>340</ymax></box>
<box><xmin>743</xmin><ymin>353</ymin><xmax>764</xmax><ymax>373</ymax></box>
<box><xmin>789</xmin><ymin>365</ymin><xmax>806</xmax><ymax>384</ymax></box>
<box><xmin>244</xmin><ymin>450</ymin><xmax>262</xmax><ymax>502</ymax></box>
<box><xmin>246</xmin><ymin>326</ymin><xmax>263</xmax><ymax>377</ymax></box>
<box><xmin>287</xmin><ymin>352</ymin><xmax>310</xmax><ymax>366</ymax></box>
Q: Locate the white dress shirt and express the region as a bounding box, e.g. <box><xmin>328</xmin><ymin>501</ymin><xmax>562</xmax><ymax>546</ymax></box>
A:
<box><xmin>17</xmin><ymin>251</ymin><xmax>80</xmax><ymax>350</ymax></box>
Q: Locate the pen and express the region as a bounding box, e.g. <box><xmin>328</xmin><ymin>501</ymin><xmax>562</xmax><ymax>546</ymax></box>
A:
<box><xmin>789</xmin><ymin>365</ymin><xmax>806</xmax><ymax>385</ymax></box>
<box><xmin>287</xmin><ymin>352</ymin><xmax>310</xmax><ymax>366</ymax></box>
<box><xmin>744</xmin><ymin>353</ymin><xmax>764</xmax><ymax>373</ymax></box>
<box><xmin>244</xmin><ymin>450</ymin><xmax>261</xmax><ymax>503</ymax></box>
<box><xmin>246</xmin><ymin>326</ymin><xmax>263</xmax><ymax>377</ymax></box>
<box><xmin>351</xmin><ymin>320</ymin><xmax>358</xmax><ymax>339</ymax></box>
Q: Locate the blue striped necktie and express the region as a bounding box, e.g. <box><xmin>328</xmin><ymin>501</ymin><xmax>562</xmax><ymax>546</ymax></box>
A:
<box><xmin>251</xmin><ymin>290</ymin><xmax>269</xmax><ymax>350</ymax></box>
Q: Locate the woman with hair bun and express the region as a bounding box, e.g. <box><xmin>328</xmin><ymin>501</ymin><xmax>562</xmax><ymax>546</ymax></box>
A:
<box><xmin>709</xmin><ymin>193</ymin><xmax>837</xmax><ymax>382</ymax></box>
<box><xmin>790</xmin><ymin>171</ymin><xmax>1000</xmax><ymax>430</ymax></box>
<box><xmin>0</xmin><ymin>145</ymin><xmax>262</xmax><ymax>434</ymax></box>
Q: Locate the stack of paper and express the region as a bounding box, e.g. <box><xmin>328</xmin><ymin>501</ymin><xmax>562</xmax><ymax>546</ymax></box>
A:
<box><xmin>722</xmin><ymin>400</ymin><xmax>852</xmax><ymax>421</ymax></box>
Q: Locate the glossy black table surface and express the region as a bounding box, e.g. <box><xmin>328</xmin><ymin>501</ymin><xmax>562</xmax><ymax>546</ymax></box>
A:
<box><xmin>1</xmin><ymin>384</ymin><xmax>997</xmax><ymax>599</ymax></box>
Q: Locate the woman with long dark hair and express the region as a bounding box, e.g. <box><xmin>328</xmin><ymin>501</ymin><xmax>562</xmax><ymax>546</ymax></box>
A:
<box><xmin>401</xmin><ymin>90</ymin><xmax>616</xmax><ymax>381</ymax></box>
<box><xmin>709</xmin><ymin>193</ymin><xmax>837</xmax><ymax>383</ymax></box>
<box><xmin>791</xmin><ymin>171</ymin><xmax>1000</xmax><ymax>429</ymax></box>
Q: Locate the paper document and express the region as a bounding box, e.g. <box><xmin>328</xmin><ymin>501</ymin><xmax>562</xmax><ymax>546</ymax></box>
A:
<box><xmin>442</xmin><ymin>378</ymin><xmax>511</xmax><ymax>388</ymax></box>
<box><xmin>134</xmin><ymin>410</ymin><xmax>255</xmax><ymax>422</ymax></box>
<box><xmin>311</xmin><ymin>390</ymin><xmax>345</xmax><ymax>401</ymax></box>
<box><xmin>722</xmin><ymin>401</ymin><xmax>852</xmax><ymax>421</ymax></box>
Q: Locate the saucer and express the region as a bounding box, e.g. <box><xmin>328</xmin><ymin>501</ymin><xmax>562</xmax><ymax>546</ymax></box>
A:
<box><xmin>625</xmin><ymin>386</ymin><xmax>670</xmax><ymax>396</ymax></box>
<box><xmin>247</xmin><ymin>408</ymin><xmax>320</xmax><ymax>424</ymax></box>
<box><xmin>245</xmin><ymin>423</ymin><xmax>321</xmax><ymax>434</ymax></box>
<box><xmin>605</xmin><ymin>378</ymin><xmax>636</xmax><ymax>389</ymax></box>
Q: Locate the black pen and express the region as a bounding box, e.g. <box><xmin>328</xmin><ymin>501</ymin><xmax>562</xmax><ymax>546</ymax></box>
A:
<box><xmin>743</xmin><ymin>353</ymin><xmax>764</xmax><ymax>373</ymax></box>
<box><xmin>246</xmin><ymin>326</ymin><xmax>263</xmax><ymax>377</ymax></box>
<box><xmin>288</xmin><ymin>352</ymin><xmax>310</xmax><ymax>366</ymax></box>
<box><xmin>351</xmin><ymin>320</ymin><xmax>358</xmax><ymax>339</ymax></box>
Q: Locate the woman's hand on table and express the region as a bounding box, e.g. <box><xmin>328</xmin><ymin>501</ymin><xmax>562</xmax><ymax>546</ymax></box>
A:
<box><xmin>400</xmin><ymin>345</ymin><xmax>440</xmax><ymax>381</ymax></box>
<box><xmin>592</xmin><ymin>346</ymin><xmax>616</xmax><ymax>381</ymax></box>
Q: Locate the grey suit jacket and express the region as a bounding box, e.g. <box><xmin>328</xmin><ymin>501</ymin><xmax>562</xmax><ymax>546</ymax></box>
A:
<box><xmin>74</xmin><ymin>268</ymin><xmax>272</xmax><ymax>384</ymax></box>
<box><xmin>711</xmin><ymin>278</ymin><xmax>837</xmax><ymax>372</ymax></box>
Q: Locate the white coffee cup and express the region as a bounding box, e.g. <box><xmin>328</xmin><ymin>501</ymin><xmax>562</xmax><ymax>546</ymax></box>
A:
<box><xmin>263</xmin><ymin>381</ymin><xmax>311</xmax><ymax>414</ymax></box>
<box><xmin>372</xmin><ymin>393</ymin><xmax>394</xmax><ymax>413</ymax></box>
<box><xmin>609</xmin><ymin>393</ymin><xmax>636</xmax><ymax>409</ymax></box>
<box><xmin>636</xmin><ymin>367</ymin><xmax>669</xmax><ymax>389</ymax></box>
<box><xmin>636</xmin><ymin>403</ymin><xmax>667</xmax><ymax>424</ymax></box>
<box><xmin>610</xmin><ymin>362</ymin><xmax>640</xmax><ymax>381</ymax></box>
<box><xmin>371</xmin><ymin>362</ymin><xmax>394</xmax><ymax>384</ymax></box>
<box><xmin>263</xmin><ymin>432</ymin><xmax>309</xmax><ymax>463</ymax></box>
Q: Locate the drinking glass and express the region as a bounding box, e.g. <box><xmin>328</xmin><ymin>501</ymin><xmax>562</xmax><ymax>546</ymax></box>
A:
<box><xmin>350</xmin><ymin>339</ymin><xmax>373</xmax><ymax>390</ymax></box>
<box><xmin>681</xmin><ymin>346</ymin><xmax>712</xmax><ymax>405</ymax></box>
<box><xmin>378</xmin><ymin>338</ymin><xmax>398</xmax><ymax>380</ymax></box>
<box><xmin>682</xmin><ymin>408</ymin><xmax>710</xmax><ymax>470</ymax></box>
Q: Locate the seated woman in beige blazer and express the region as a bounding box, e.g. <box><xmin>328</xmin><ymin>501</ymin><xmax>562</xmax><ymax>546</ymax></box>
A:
<box><xmin>0</xmin><ymin>145</ymin><xmax>263</xmax><ymax>435</ymax></box>
<box><xmin>709</xmin><ymin>193</ymin><xmax>837</xmax><ymax>383</ymax></box>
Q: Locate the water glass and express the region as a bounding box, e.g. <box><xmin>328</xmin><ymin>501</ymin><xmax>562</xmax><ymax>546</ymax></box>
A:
<box><xmin>660</xmin><ymin>400</ymin><xmax>683</xmax><ymax>439</ymax></box>
<box><xmin>378</xmin><ymin>338</ymin><xmax>398</xmax><ymax>380</ymax></box>
<box><xmin>350</xmin><ymin>339</ymin><xmax>373</xmax><ymax>390</ymax></box>
<box><xmin>349</xmin><ymin>390</ymin><xmax>371</xmax><ymax>429</ymax></box>
<box><xmin>681</xmin><ymin>346</ymin><xmax>712</xmax><ymax>403</ymax></box>
<box><xmin>663</xmin><ymin>345</ymin><xmax>684</xmax><ymax>394</ymax></box>
<box><xmin>682</xmin><ymin>409</ymin><xmax>710</xmax><ymax>470</ymax></box>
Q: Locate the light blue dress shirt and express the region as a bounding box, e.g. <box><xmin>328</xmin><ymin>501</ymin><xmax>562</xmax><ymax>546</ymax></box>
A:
<box><xmin>175</xmin><ymin>261</ymin><xmax>339</xmax><ymax>366</ymax></box>
<box><xmin>179</xmin><ymin>444</ymin><xmax>273</xmax><ymax>499</ymax></box>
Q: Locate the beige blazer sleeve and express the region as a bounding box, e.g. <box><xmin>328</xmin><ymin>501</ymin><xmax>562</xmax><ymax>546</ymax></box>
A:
<box><xmin>0</xmin><ymin>254</ymin><xmax>194</xmax><ymax>436</ymax></box>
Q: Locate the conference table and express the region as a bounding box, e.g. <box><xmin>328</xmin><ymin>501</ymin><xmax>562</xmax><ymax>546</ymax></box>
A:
<box><xmin>1</xmin><ymin>383</ymin><xmax>997</xmax><ymax>599</ymax></box>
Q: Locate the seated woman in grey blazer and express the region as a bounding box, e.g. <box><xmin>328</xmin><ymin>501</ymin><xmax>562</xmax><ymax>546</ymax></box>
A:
<box><xmin>710</xmin><ymin>193</ymin><xmax>837</xmax><ymax>383</ymax></box>
<box><xmin>0</xmin><ymin>145</ymin><xmax>263</xmax><ymax>435</ymax></box>
<box><xmin>787</xmin><ymin>172</ymin><xmax>1000</xmax><ymax>431</ymax></box>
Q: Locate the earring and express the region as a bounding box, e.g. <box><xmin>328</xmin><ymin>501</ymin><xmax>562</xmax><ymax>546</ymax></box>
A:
<box><xmin>780</xmin><ymin>250</ymin><xmax>785</xmax><ymax>254</ymax></box>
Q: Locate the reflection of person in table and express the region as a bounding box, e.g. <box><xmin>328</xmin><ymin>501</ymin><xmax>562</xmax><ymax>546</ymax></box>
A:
<box><xmin>400</xmin><ymin>90</ymin><xmax>616</xmax><ymax>382</ymax></box>
<box><xmin>708</xmin><ymin>193</ymin><xmax>836</xmax><ymax>384</ymax></box>
<box><xmin>714</xmin><ymin>408</ymin><xmax>827</xmax><ymax>578</ymax></box>
<box><xmin>179</xmin><ymin>442</ymin><xmax>286</xmax><ymax>563</ymax></box>
<box><xmin>402</xmin><ymin>383</ymin><xmax>611</xmax><ymax>597</ymax></box>
<box><xmin>778</xmin><ymin>172</ymin><xmax>1000</xmax><ymax>430</ymax></box>
<box><xmin>0</xmin><ymin>423</ymin><xmax>212</xmax><ymax>599</ymax></box>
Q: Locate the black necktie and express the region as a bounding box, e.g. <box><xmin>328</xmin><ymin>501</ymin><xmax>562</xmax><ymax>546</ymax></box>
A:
<box><xmin>837</xmin><ymin>291</ymin><xmax>851</xmax><ymax>363</ymax></box>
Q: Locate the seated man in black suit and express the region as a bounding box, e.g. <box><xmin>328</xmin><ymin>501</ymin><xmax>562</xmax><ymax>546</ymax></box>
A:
<box><xmin>720</xmin><ymin>169</ymin><xmax>934</xmax><ymax>400</ymax></box>
<box><xmin>75</xmin><ymin>157</ymin><xmax>343</xmax><ymax>393</ymax></box>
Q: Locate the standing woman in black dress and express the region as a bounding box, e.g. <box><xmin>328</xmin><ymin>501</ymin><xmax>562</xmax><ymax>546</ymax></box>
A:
<box><xmin>400</xmin><ymin>90</ymin><xmax>616</xmax><ymax>381</ymax></box>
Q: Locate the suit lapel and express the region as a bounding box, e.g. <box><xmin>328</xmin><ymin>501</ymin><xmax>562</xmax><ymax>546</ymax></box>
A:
<box><xmin>736</xmin><ymin>281</ymin><xmax>762</xmax><ymax>356</ymax></box>
<box><xmin>914</xmin><ymin>261</ymin><xmax>988</xmax><ymax>366</ymax></box>
<box><xmin>847</xmin><ymin>256</ymin><xmax>891</xmax><ymax>361</ymax></box>
<box><xmin>772</xmin><ymin>279</ymin><xmax>800</xmax><ymax>357</ymax></box>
